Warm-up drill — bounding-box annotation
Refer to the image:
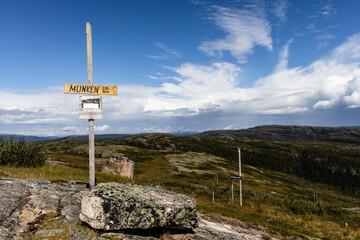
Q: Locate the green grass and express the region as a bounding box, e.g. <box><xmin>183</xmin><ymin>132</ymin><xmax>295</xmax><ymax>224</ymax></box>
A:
<box><xmin>0</xmin><ymin>164</ymin><xmax>132</xmax><ymax>185</ymax></box>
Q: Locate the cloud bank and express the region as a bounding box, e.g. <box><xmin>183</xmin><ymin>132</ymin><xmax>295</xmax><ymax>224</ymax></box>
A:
<box><xmin>198</xmin><ymin>6</ymin><xmax>273</xmax><ymax>63</ymax></box>
<box><xmin>2</xmin><ymin>33</ymin><xmax>360</xmax><ymax>135</ymax></box>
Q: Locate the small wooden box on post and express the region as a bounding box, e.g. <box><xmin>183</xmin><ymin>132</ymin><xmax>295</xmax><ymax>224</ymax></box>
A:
<box><xmin>64</xmin><ymin>22</ymin><xmax>118</xmax><ymax>190</ymax></box>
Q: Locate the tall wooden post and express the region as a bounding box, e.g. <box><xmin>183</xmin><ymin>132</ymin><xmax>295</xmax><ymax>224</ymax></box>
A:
<box><xmin>64</xmin><ymin>22</ymin><xmax>117</xmax><ymax>190</ymax></box>
<box><xmin>238</xmin><ymin>147</ymin><xmax>242</xmax><ymax>206</ymax></box>
<box><xmin>86</xmin><ymin>22</ymin><xmax>95</xmax><ymax>190</ymax></box>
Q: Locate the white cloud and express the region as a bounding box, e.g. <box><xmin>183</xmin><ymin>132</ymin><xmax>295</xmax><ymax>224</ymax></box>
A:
<box><xmin>143</xmin><ymin>62</ymin><xmax>241</xmax><ymax>116</ymax></box>
<box><xmin>0</xmin><ymin>85</ymin><xmax>158</xmax><ymax>135</ymax></box>
<box><xmin>317</xmin><ymin>41</ymin><xmax>329</xmax><ymax>50</ymax></box>
<box><xmin>62</xmin><ymin>126</ymin><xmax>78</xmax><ymax>132</ymax></box>
<box><xmin>61</xmin><ymin>124</ymin><xmax>110</xmax><ymax>134</ymax></box>
<box><xmin>306</xmin><ymin>23</ymin><xmax>316</xmax><ymax>31</ymax></box>
<box><xmin>61</xmin><ymin>125</ymin><xmax>86</xmax><ymax>135</ymax></box>
<box><xmin>316</xmin><ymin>33</ymin><xmax>335</xmax><ymax>40</ymax></box>
<box><xmin>272</xmin><ymin>0</ymin><xmax>289</xmax><ymax>21</ymax></box>
<box><xmin>0</xmin><ymin>87</ymin><xmax>77</xmax><ymax>124</ymax></box>
<box><xmin>313</xmin><ymin>99</ymin><xmax>338</xmax><ymax>110</ymax></box>
<box><xmin>4</xmin><ymin>33</ymin><xmax>360</xmax><ymax>134</ymax></box>
<box><xmin>259</xmin><ymin>107</ymin><xmax>308</xmax><ymax>115</ymax></box>
<box><xmin>144</xmin><ymin>34</ymin><xmax>360</xmax><ymax>117</ymax></box>
<box><xmin>331</xmin><ymin>34</ymin><xmax>360</xmax><ymax>62</ymax></box>
<box><xmin>148</xmin><ymin>75</ymin><xmax>160</xmax><ymax>80</ymax></box>
<box><xmin>315</xmin><ymin>33</ymin><xmax>335</xmax><ymax>49</ymax></box>
<box><xmin>309</xmin><ymin>2</ymin><xmax>337</xmax><ymax>18</ymax></box>
<box><xmin>344</xmin><ymin>91</ymin><xmax>360</xmax><ymax>108</ymax></box>
<box><xmin>251</xmin><ymin>35</ymin><xmax>360</xmax><ymax>113</ymax></box>
<box><xmin>319</xmin><ymin>2</ymin><xmax>337</xmax><ymax>17</ymax></box>
<box><xmin>103</xmin><ymin>84</ymin><xmax>158</xmax><ymax>119</ymax></box>
<box><xmin>134</xmin><ymin>126</ymin><xmax>173</xmax><ymax>133</ymax></box>
<box><xmin>198</xmin><ymin>6</ymin><xmax>272</xmax><ymax>63</ymax></box>
<box><xmin>148</xmin><ymin>42</ymin><xmax>181</xmax><ymax>60</ymax></box>
<box><xmin>224</xmin><ymin>124</ymin><xmax>235</xmax><ymax>130</ymax></box>
<box><xmin>275</xmin><ymin>39</ymin><xmax>293</xmax><ymax>71</ymax></box>
<box><xmin>163</xmin><ymin>62</ymin><xmax>240</xmax><ymax>96</ymax></box>
<box><xmin>95</xmin><ymin>125</ymin><xmax>110</xmax><ymax>132</ymax></box>
<box><xmin>319</xmin><ymin>74</ymin><xmax>353</xmax><ymax>98</ymax></box>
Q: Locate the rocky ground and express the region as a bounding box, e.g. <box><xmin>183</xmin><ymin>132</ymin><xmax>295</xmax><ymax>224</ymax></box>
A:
<box><xmin>0</xmin><ymin>178</ymin><xmax>275</xmax><ymax>239</ymax></box>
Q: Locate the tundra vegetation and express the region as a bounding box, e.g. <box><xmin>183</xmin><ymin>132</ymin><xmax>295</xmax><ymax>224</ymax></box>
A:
<box><xmin>0</xmin><ymin>137</ymin><xmax>45</xmax><ymax>167</ymax></box>
<box><xmin>0</xmin><ymin>132</ymin><xmax>360</xmax><ymax>239</ymax></box>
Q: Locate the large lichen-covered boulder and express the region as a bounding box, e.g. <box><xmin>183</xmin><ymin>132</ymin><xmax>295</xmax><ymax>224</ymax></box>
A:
<box><xmin>79</xmin><ymin>183</ymin><xmax>198</xmax><ymax>230</ymax></box>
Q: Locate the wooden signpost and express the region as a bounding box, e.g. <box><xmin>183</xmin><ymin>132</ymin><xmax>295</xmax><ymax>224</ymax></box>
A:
<box><xmin>64</xmin><ymin>22</ymin><xmax>118</xmax><ymax>190</ymax></box>
<box><xmin>238</xmin><ymin>147</ymin><xmax>242</xmax><ymax>206</ymax></box>
<box><xmin>230</xmin><ymin>148</ymin><xmax>242</xmax><ymax>205</ymax></box>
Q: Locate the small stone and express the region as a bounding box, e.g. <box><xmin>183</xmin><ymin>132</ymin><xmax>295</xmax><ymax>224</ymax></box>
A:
<box><xmin>68</xmin><ymin>227</ymin><xmax>88</xmax><ymax>240</ymax></box>
<box><xmin>56</xmin><ymin>216</ymin><xmax>64</xmax><ymax>225</ymax></box>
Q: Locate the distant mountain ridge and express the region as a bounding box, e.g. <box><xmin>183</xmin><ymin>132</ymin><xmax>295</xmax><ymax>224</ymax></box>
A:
<box><xmin>198</xmin><ymin>125</ymin><xmax>360</xmax><ymax>143</ymax></box>
<box><xmin>0</xmin><ymin>132</ymin><xmax>196</xmax><ymax>143</ymax></box>
<box><xmin>0</xmin><ymin>134</ymin><xmax>59</xmax><ymax>142</ymax></box>
<box><xmin>4</xmin><ymin>125</ymin><xmax>360</xmax><ymax>143</ymax></box>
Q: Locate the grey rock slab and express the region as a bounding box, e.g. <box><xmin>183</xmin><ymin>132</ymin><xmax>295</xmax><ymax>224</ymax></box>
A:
<box><xmin>194</xmin><ymin>219</ymin><xmax>265</xmax><ymax>240</ymax></box>
<box><xmin>102</xmin><ymin>232</ymin><xmax>158</xmax><ymax>240</ymax></box>
<box><xmin>0</xmin><ymin>179</ymin><xmax>31</xmax><ymax>240</ymax></box>
<box><xmin>0</xmin><ymin>178</ymin><xmax>88</xmax><ymax>240</ymax></box>
<box><xmin>80</xmin><ymin>183</ymin><xmax>198</xmax><ymax>230</ymax></box>
<box><xmin>61</xmin><ymin>190</ymin><xmax>88</xmax><ymax>226</ymax></box>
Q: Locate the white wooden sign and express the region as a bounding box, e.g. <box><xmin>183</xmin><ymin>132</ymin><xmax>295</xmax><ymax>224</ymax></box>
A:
<box><xmin>79</xmin><ymin>95</ymin><xmax>102</xmax><ymax>120</ymax></box>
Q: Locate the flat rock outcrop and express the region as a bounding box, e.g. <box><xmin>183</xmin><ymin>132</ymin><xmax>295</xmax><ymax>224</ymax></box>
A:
<box><xmin>0</xmin><ymin>178</ymin><xmax>88</xmax><ymax>240</ymax></box>
<box><xmin>195</xmin><ymin>217</ymin><xmax>271</xmax><ymax>240</ymax></box>
<box><xmin>79</xmin><ymin>182</ymin><xmax>198</xmax><ymax>230</ymax></box>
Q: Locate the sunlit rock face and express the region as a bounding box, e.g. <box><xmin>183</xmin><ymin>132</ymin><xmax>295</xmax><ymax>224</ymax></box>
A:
<box><xmin>79</xmin><ymin>182</ymin><xmax>198</xmax><ymax>230</ymax></box>
<box><xmin>101</xmin><ymin>156</ymin><xmax>135</xmax><ymax>179</ymax></box>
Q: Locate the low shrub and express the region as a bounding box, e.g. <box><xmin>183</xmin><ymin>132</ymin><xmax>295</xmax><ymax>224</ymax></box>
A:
<box><xmin>0</xmin><ymin>137</ymin><xmax>46</xmax><ymax>167</ymax></box>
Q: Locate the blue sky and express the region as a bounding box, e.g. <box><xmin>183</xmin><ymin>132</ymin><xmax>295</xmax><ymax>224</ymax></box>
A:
<box><xmin>2</xmin><ymin>0</ymin><xmax>360</xmax><ymax>136</ymax></box>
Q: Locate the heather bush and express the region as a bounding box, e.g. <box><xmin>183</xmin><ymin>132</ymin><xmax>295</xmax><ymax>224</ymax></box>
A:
<box><xmin>0</xmin><ymin>137</ymin><xmax>46</xmax><ymax>167</ymax></box>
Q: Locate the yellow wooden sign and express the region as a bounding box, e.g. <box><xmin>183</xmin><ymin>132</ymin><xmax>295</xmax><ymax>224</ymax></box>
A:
<box><xmin>64</xmin><ymin>84</ymin><xmax>118</xmax><ymax>95</ymax></box>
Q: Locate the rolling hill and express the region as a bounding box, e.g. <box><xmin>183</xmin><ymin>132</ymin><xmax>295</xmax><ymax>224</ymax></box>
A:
<box><xmin>199</xmin><ymin>125</ymin><xmax>360</xmax><ymax>143</ymax></box>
